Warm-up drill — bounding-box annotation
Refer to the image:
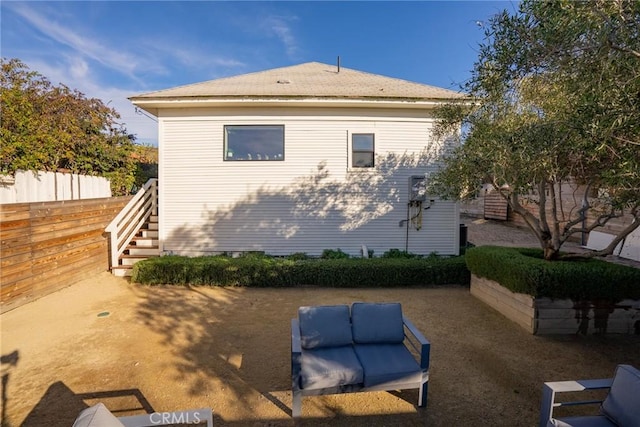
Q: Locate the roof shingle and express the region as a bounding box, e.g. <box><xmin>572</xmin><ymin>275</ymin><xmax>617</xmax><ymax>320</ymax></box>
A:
<box><xmin>130</xmin><ymin>61</ymin><xmax>464</xmax><ymax>101</ymax></box>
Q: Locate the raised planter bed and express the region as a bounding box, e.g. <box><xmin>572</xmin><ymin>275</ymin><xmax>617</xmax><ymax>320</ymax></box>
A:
<box><xmin>471</xmin><ymin>275</ymin><xmax>640</xmax><ymax>335</ymax></box>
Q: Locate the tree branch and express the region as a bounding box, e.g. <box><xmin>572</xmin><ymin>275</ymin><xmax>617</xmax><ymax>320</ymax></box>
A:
<box><xmin>508</xmin><ymin>190</ymin><xmax>546</xmax><ymax>246</ymax></box>
<box><xmin>590</xmin><ymin>215</ymin><xmax>640</xmax><ymax>257</ymax></box>
<box><xmin>537</xmin><ymin>180</ymin><xmax>552</xmax><ymax>244</ymax></box>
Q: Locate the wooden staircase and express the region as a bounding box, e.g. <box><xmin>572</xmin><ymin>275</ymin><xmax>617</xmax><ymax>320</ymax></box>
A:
<box><xmin>111</xmin><ymin>213</ymin><xmax>159</xmax><ymax>277</ymax></box>
<box><xmin>106</xmin><ymin>179</ymin><xmax>159</xmax><ymax>277</ymax></box>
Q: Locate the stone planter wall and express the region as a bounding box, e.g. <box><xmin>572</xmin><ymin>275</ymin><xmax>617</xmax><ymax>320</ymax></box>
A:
<box><xmin>470</xmin><ymin>275</ymin><xmax>640</xmax><ymax>335</ymax></box>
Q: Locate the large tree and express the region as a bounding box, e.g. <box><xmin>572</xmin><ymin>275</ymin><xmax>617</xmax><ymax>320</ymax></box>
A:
<box><xmin>431</xmin><ymin>0</ymin><xmax>640</xmax><ymax>260</ymax></box>
<box><xmin>1</xmin><ymin>58</ymin><xmax>138</xmax><ymax>195</ymax></box>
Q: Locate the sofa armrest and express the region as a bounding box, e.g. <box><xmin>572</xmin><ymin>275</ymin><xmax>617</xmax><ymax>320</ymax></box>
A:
<box><xmin>291</xmin><ymin>318</ymin><xmax>302</xmax><ymax>354</ymax></box>
<box><xmin>402</xmin><ymin>315</ymin><xmax>430</xmax><ymax>371</ymax></box>
<box><xmin>538</xmin><ymin>378</ymin><xmax>613</xmax><ymax>427</ymax></box>
<box><xmin>118</xmin><ymin>408</ymin><xmax>213</xmax><ymax>427</ymax></box>
<box><xmin>291</xmin><ymin>318</ymin><xmax>302</xmax><ymax>391</ymax></box>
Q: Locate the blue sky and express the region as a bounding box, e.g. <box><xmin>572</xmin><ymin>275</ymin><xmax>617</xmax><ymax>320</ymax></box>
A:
<box><xmin>1</xmin><ymin>1</ymin><xmax>517</xmax><ymax>145</ymax></box>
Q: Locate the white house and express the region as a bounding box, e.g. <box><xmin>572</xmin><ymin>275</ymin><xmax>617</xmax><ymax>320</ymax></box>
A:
<box><xmin>129</xmin><ymin>62</ymin><xmax>465</xmax><ymax>257</ymax></box>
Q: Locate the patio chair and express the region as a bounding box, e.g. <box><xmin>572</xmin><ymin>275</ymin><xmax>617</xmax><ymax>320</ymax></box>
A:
<box><xmin>72</xmin><ymin>403</ymin><xmax>213</xmax><ymax>427</ymax></box>
<box><xmin>538</xmin><ymin>364</ymin><xmax>640</xmax><ymax>427</ymax></box>
<box><xmin>291</xmin><ymin>302</ymin><xmax>430</xmax><ymax>418</ymax></box>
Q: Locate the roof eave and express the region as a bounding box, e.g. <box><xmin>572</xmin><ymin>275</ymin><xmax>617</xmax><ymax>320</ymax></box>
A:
<box><xmin>129</xmin><ymin>96</ymin><xmax>469</xmax><ymax>117</ymax></box>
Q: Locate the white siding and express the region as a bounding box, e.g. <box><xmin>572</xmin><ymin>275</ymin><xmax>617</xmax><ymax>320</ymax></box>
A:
<box><xmin>158</xmin><ymin>107</ymin><xmax>459</xmax><ymax>257</ymax></box>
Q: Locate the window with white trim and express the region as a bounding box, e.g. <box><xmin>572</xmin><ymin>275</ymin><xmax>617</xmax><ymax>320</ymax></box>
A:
<box><xmin>351</xmin><ymin>133</ymin><xmax>375</xmax><ymax>168</ymax></box>
<box><xmin>224</xmin><ymin>125</ymin><xmax>284</xmax><ymax>161</ymax></box>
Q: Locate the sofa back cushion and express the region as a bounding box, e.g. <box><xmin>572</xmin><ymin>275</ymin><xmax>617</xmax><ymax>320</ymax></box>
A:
<box><xmin>298</xmin><ymin>305</ymin><xmax>353</xmax><ymax>350</ymax></box>
<box><xmin>600</xmin><ymin>364</ymin><xmax>640</xmax><ymax>426</ymax></box>
<box><xmin>351</xmin><ymin>302</ymin><xmax>404</xmax><ymax>344</ymax></box>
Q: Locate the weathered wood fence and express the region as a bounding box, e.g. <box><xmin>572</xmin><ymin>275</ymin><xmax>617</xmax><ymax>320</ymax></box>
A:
<box><xmin>0</xmin><ymin>170</ymin><xmax>112</xmax><ymax>204</ymax></box>
<box><xmin>1</xmin><ymin>196</ymin><xmax>130</xmax><ymax>313</ymax></box>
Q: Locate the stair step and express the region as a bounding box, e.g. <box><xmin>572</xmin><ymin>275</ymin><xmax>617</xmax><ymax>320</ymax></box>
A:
<box><xmin>112</xmin><ymin>266</ymin><xmax>133</xmax><ymax>277</ymax></box>
<box><xmin>110</xmin><ymin>197</ymin><xmax>160</xmax><ymax>276</ymax></box>
<box><xmin>131</xmin><ymin>237</ymin><xmax>159</xmax><ymax>247</ymax></box>
<box><xmin>127</xmin><ymin>247</ymin><xmax>160</xmax><ymax>256</ymax></box>
<box><xmin>140</xmin><ymin>230</ymin><xmax>158</xmax><ymax>238</ymax></box>
<box><xmin>120</xmin><ymin>255</ymin><xmax>150</xmax><ymax>266</ymax></box>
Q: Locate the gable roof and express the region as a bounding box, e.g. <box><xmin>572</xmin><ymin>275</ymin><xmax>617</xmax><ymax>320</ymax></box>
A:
<box><xmin>130</xmin><ymin>62</ymin><xmax>466</xmax><ymax>113</ymax></box>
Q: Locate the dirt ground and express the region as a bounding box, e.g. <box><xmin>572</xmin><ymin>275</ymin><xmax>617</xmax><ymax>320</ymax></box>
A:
<box><xmin>2</xmin><ymin>216</ymin><xmax>639</xmax><ymax>426</ymax></box>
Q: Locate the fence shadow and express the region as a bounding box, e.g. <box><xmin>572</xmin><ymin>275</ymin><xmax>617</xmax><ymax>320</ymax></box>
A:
<box><xmin>1</xmin><ymin>350</ymin><xmax>19</xmax><ymax>427</ymax></box>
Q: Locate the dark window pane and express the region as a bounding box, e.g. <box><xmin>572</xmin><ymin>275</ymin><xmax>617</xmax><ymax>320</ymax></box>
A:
<box><xmin>352</xmin><ymin>133</ymin><xmax>374</xmax><ymax>168</ymax></box>
<box><xmin>352</xmin><ymin>152</ymin><xmax>374</xmax><ymax>168</ymax></box>
<box><xmin>225</xmin><ymin>125</ymin><xmax>284</xmax><ymax>161</ymax></box>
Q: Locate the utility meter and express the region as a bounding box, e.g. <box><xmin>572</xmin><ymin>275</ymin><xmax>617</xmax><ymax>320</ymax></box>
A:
<box><xmin>409</xmin><ymin>175</ymin><xmax>427</xmax><ymax>202</ymax></box>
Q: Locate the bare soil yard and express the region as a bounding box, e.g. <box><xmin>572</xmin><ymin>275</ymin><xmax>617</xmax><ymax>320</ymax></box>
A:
<box><xmin>1</xmin><ymin>217</ymin><xmax>639</xmax><ymax>426</ymax></box>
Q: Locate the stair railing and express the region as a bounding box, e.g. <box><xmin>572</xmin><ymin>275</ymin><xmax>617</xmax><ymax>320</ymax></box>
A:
<box><xmin>106</xmin><ymin>178</ymin><xmax>158</xmax><ymax>269</ymax></box>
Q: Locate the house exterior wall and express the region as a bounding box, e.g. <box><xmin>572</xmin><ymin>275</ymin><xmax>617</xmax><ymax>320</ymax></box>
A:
<box><xmin>157</xmin><ymin>106</ymin><xmax>459</xmax><ymax>257</ymax></box>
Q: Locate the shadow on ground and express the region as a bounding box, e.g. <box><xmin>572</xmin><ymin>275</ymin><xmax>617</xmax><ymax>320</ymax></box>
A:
<box><xmin>130</xmin><ymin>285</ymin><xmax>640</xmax><ymax>426</ymax></box>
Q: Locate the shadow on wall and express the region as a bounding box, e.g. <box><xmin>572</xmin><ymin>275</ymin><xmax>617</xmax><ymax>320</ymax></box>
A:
<box><xmin>166</xmin><ymin>149</ymin><xmax>445</xmax><ymax>256</ymax></box>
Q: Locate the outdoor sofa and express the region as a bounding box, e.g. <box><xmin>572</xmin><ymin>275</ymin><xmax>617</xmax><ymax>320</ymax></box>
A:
<box><xmin>291</xmin><ymin>302</ymin><xmax>430</xmax><ymax>418</ymax></box>
<box><xmin>72</xmin><ymin>403</ymin><xmax>213</xmax><ymax>427</ymax></box>
<box><xmin>539</xmin><ymin>364</ymin><xmax>640</xmax><ymax>427</ymax></box>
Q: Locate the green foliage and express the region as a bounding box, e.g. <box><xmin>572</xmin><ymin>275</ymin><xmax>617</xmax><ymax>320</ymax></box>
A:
<box><xmin>132</xmin><ymin>144</ymin><xmax>158</xmax><ymax>191</ymax></box>
<box><xmin>0</xmin><ymin>58</ymin><xmax>140</xmax><ymax>195</ymax></box>
<box><xmin>132</xmin><ymin>255</ymin><xmax>296</xmax><ymax>287</ymax></box>
<box><xmin>320</xmin><ymin>248</ymin><xmax>351</xmax><ymax>259</ymax></box>
<box><xmin>286</xmin><ymin>252</ymin><xmax>311</xmax><ymax>261</ymax></box>
<box><xmin>430</xmin><ymin>1</ymin><xmax>640</xmax><ymax>259</ymax></box>
<box><xmin>132</xmin><ymin>255</ymin><xmax>470</xmax><ymax>288</ymax></box>
<box><xmin>465</xmin><ymin>246</ymin><xmax>640</xmax><ymax>301</ymax></box>
<box><xmin>381</xmin><ymin>249</ymin><xmax>421</xmax><ymax>259</ymax></box>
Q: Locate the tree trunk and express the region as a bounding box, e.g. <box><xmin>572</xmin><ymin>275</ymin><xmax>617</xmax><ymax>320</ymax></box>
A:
<box><xmin>542</xmin><ymin>242</ymin><xmax>561</xmax><ymax>260</ymax></box>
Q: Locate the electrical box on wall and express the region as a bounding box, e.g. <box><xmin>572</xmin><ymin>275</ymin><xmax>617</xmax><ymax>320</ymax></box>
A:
<box><xmin>409</xmin><ymin>175</ymin><xmax>427</xmax><ymax>202</ymax></box>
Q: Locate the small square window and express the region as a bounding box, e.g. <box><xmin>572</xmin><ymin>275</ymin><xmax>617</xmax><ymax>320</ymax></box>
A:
<box><xmin>352</xmin><ymin>133</ymin><xmax>374</xmax><ymax>168</ymax></box>
<box><xmin>224</xmin><ymin>125</ymin><xmax>284</xmax><ymax>161</ymax></box>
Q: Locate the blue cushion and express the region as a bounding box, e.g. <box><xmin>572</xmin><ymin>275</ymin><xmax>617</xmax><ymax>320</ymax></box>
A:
<box><xmin>351</xmin><ymin>302</ymin><xmax>404</xmax><ymax>344</ymax></box>
<box><xmin>354</xmin><ymin>343</ymin><xmax>422</xmax><ymax>387</ymax></box>
<box><xmin>298</xmin><ymin>305</ymin><xmax>353</xmax><ymax>350</ymax></box>
<box><xmin>600</xmin><ymin>364</ymin><xmax>640</xmax><ymax>426</ymax></box>
<box><xmin>549</xmin><ymin>416</ymin><xmax>616</xmax><ymax>427</ymax></box>
<box><xmin>300</xmin><ymin>346</ymin><xmax>364</xmax><ymax>389</ymax></box>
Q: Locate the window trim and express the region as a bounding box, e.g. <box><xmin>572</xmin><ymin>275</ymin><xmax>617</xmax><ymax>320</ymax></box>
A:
<box><xmin>223</xmin><ymin>124</ymin><xmax>285</xmax><ymax>162</ymax></box>
<box><xmin>349</xmin><ymin>132</ymin><xmax>375</xmax><ymax>169</ymax></box>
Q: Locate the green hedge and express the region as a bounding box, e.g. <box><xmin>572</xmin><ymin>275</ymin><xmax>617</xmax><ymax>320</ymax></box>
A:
<box><xmin>131</xmin><ymin>254</ymin><xmax>470</xmax><ymax>287</ymax></box>
<box><xmin>465</xmin><ymin>246</ymin><xmax>640</xmax><ymax>301</ymax></box>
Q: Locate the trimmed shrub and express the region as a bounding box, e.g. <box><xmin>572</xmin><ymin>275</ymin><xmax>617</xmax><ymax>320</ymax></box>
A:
<box><xmin>132</xmin><ymin>254</ymin><xmax>470</xmax><ymax>287</ymax></box>
<box><xmin>465</xmin><ymin>246</ymin><xmax>640</xmax><ymax>301</ymax></box>
<box><xmin>320</xmin><ymin>248</ymin><xmax>350</xmax><ymax>259</ymax></box>
<box><xmin>132</xmin><ymin>254</ymin><xmax>296</xmax><ymax>287</ymax></box>
<box><xmin>286</xmin><ymin>252</ymin><xmax>310</xmax><ymax>261</ymax></box>
<box><xmin>381</xmin><ymin>249</ymin><xmax>421</xmax><ymax>259</ymax></box>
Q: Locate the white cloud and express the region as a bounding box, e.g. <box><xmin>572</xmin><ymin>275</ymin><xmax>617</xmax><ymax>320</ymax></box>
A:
<box><xmin>7</xmin><ymin>2</ymin><xmax>165</xmax><ymax>80</ymax></box>
<box><xmin>142</xmin><ymin>39</ymin><xmax>245</xmax><ymax>75</ymax></box>
<box><xmin>69</xmin><ymin>57</ymin><xmax>89</xmax><ymax>79</ymax></box>
<box><xmin>264</xmin><ymin>15</ymin><xmax>300</xmax><ymax>59</ymax></box>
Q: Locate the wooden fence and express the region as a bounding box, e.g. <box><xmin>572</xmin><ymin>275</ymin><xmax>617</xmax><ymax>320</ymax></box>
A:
<box><xmin>1</xmin><ymin>196</ymin><xmax>130</xmax><ymax>313</ymax></box>
<box><xmin>1</xmin><ymin>170</ymin><xmax>112</xmax><ymax>204</ymax></box>
<box><xmin>483</xmin><ymin>188</ymin><xmax>509</xmax><ymax>221</ymax></box>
